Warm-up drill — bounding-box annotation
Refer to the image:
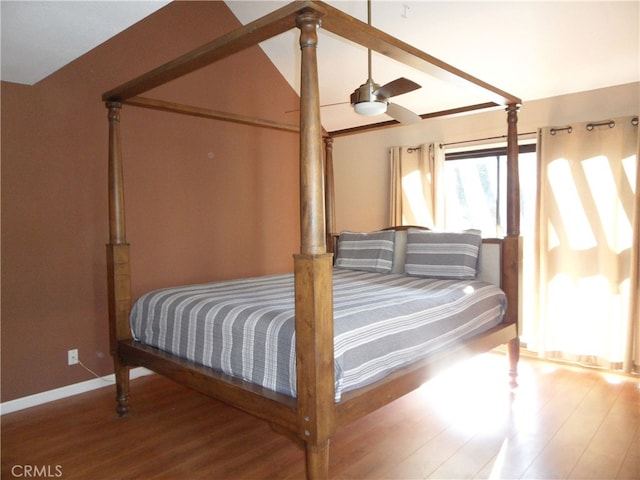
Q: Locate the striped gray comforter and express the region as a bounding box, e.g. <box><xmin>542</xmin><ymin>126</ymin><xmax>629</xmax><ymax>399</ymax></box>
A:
<box><xmin>130</xmin><ymin>269</ymin><xmax>506</xmax><ymax>401</ymax></box>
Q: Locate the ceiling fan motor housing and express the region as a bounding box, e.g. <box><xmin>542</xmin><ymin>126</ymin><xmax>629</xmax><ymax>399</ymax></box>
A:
<box><xmin>351</xmin><ymin>78</ymin><xmax>387</xmax><ymax>116</ymax></box>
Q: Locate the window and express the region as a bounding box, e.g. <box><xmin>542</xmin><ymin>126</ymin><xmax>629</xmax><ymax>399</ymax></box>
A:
<box><xmin>444</xmin><ymin>144</ymin><xmax>536</xmax><ymax>238</ymax></box>
<box><xmin>444</xmin><ymin>144</ymin><xmax>537</xmax><ymax>349</ymax></box>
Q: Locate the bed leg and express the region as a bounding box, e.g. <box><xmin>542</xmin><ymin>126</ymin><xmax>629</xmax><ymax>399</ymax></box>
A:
<box><xmin>507</xmin><ymin>337</ymin><xmax>520</xmax><ymax>388</ymax></box>
<box><xmin>305</xmin><ymin>441</ymin><xmax>329</xmax><ymax>480</ymax></box>
<box><xmin>114</xmin><ymin>358</ymin><xmax>130</xmax><ymax>416</ymax></box>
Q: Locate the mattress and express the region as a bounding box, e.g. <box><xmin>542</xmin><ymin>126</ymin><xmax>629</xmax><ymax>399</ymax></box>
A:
<box><xmin>130</xmin><ymin>269</ymin><xmax>506</xmax><ymax>401</ymax></box>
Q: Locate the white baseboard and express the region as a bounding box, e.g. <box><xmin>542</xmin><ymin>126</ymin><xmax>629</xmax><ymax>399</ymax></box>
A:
<box><xmin>0</xmin><ymin>367</ymin><xmax>154</xmax><ymax>416</ymax></box>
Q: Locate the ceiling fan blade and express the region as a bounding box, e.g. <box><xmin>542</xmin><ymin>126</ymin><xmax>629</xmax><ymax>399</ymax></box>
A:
<box><xmin>374</xmin><ymin>77</ymin><xmax>421</xmax><ymax>100</ymax></box>
<box><xmin>387</xmin><ymin>102</ymin><xmax>421</xmax><ymax>124</ymax></box>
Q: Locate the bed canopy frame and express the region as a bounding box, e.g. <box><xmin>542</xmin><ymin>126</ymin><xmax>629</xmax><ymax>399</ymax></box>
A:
<box><xmin>103</xmin><ymin>2</ymin><xmax>522</xmax><ymax>478</ymax></box>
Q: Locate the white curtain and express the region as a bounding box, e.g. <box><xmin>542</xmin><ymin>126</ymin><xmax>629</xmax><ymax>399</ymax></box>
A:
<box><xmin>528</xmin><ymin>116</ymin><xmax>639</xmax><ymax>372</ymax></box>
<box><xmin>389</xmin><ymin>143</ymin><xmax>444</xmax><ymax>228</ymax></box>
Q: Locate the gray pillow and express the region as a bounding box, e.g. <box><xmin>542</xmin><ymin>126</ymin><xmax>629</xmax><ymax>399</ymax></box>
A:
<box><xmin>405</xmin><ymin>228</ymin><xmax>481</xmax><ymax>279</ymax></box>
<box><xmin>335</xmin><ymin>230</ymin><xmax>395</xmax><ymax>273</ymax></box>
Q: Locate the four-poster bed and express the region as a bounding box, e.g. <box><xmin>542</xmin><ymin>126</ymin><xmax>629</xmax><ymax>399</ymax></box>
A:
<box><xmin>103</xmin><ymin>2</ymin><xmax>523</xmax><ymax>478</ymax></box>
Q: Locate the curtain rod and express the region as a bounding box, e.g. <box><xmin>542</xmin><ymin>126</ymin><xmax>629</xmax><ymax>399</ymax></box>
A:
<box><xmin>408</xmin><ymin>116</ymin><xmax>638</xmax><ymax>149</ymax></box>
<box><xmin>443</xmin><ymin>131</ymin><xmax>537</xmax><ymax>147</ymax></box>
<box><xmin>406</xmin><ymin>131</ymin><xmax>536</xmax><ymax>153</ymax></box>
<box><xmin>552</xmin><ymin>116</ymin><xmax>638</xmax><ymax>135</ymax></box>
<box><xmin>407</xmin><ymin>132</ymin><xmax>538</xmax><ymax>153</ymax></box>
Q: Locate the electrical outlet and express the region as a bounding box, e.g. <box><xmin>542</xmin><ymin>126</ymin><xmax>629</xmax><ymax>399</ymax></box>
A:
<box><xmin>67</xmin><ymin>349</ymin><xmax>78</xmax><ymax>366</ymax></box>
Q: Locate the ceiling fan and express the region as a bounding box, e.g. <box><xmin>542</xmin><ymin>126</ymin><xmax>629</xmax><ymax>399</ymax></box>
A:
<box><xmin>350</xmin><ymin>0</ymin><xmax>422</xmax><ymax>123</ymax></box>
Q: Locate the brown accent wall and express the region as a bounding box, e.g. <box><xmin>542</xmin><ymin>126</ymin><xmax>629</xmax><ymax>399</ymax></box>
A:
<box><xmin>1</xmin><ymin>2</ymin><xmax>301</xmax><ymax>402</ymax></box>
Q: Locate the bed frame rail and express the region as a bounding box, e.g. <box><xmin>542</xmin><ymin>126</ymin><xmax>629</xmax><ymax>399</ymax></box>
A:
<box><xmin>336</xmin><ymin>322</ymin><xmax>518</xmax><ymax>425</ymax></box>
<box><xmin>118</xmin><ymin>340</ymin><xmax>298</xmax><ymax>431</ymax></box>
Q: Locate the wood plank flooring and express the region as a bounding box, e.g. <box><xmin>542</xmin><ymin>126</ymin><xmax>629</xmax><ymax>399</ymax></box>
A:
<box><xmin>2</xmin><ymin>353</ymin><xmax>638</xmax><ymax>479</ymax></box>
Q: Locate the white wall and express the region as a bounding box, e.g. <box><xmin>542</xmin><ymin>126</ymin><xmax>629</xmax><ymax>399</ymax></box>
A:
<box><xmin>331</xmin><ymin>82</ymin><xmax>639</xmax><ymax>232</ymax></box>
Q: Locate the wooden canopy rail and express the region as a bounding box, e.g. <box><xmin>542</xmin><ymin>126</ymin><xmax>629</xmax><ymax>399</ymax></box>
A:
<box><xmin>104</xmin><ymin>2</ymin><xmax>522</xmax><ymax>478</ymax></box>
<box><xmin>124</xmin><ymin>96</ymin><xmax>301</xmax><ymax>134</ymax></box>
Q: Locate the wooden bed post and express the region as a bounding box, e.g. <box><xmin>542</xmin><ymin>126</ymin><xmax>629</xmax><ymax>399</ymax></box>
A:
<box><xmin>324</xmin><ymin>136</ymin><xmax>336</xmax><ymax>253</ymax></box>
<box><xmin>505</xmin><ymin>104</ymin><xmax>520</xmax><ymax>238</ymax></box>
<box><xmin>105</xmin><ymin>101</ymin><xmax>133</xmax><ymax>415</ymax></box>
<box><xmin>295</xmin><ymin>11</ymin><xmax>335</xmax><ymax>480</ymax></box>
<box><xmin>504</xmin><ymin>102</ymin><xmax>521</xmax><ymax>388</ymax></box>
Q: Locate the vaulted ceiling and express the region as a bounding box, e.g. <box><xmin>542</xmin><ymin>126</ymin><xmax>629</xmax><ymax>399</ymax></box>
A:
<box><xmin>2</xmin><ymin>1</ymin><xmax>638</xmax><ymax>131</ymax></box>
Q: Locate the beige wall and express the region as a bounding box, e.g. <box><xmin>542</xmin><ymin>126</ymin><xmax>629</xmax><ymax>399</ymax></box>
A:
<box><xmin>331</xmin><ymin>82</ymin><xmax>639</xmax><ymax>232</ymax></box>
<box><xmin>1</xmin><ymin>2</ymin><xmax>300</xmax><ymax>402</ymax></box>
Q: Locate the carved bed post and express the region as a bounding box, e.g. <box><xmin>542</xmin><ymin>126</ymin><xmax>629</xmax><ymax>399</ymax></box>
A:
<box><xmin>506</xmin><ymin>104</ymin><xmax>520</xmax><ymax>238</ymax></box>
<box><xmin>324</xmin><ymin>136</ymin><xmax>336</xmax><ymax>253</ymax></box>
<box><xmin>105</xmin><ymin>101</ymin><xmax>133</xmax><ymax>415</ymax></box>
<box><xmin>295</xmin><ymin>11</ymin><xmax>335</xmax><ymax>480</ymax></box>
<box><xmin>504</xmin><ymin>102</ymin><xmax>521</xmax><ymax>388</ymax></box>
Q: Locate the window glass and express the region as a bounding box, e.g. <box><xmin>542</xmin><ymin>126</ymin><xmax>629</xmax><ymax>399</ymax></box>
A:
<box><xmin>444</xmin><ymin>145</ymin><xmax>536</xmax><ymax>239</ymax></box>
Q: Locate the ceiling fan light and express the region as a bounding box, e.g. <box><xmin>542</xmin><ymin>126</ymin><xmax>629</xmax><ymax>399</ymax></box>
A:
<box><xmin>354</xmin><ymin>100</ymin><xmax>387</xmax><ymax>116</ymax></box>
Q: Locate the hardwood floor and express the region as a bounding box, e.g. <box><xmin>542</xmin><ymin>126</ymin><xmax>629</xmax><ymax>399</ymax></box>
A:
<box><xmin>2</xmin><ymin>353</ymin><xmax>638</xmax><ymax>479</ymax></box>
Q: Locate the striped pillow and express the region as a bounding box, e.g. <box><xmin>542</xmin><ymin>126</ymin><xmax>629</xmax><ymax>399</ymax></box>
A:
<box><xmin>405</xmin><ymin>228</ymin><xmax>481</xmax><ymax>279</ymax></box>
<box><xmin>335</xmin><ymin>230</ymin><xmax>395</xmax><ymax>273</ymax></box>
